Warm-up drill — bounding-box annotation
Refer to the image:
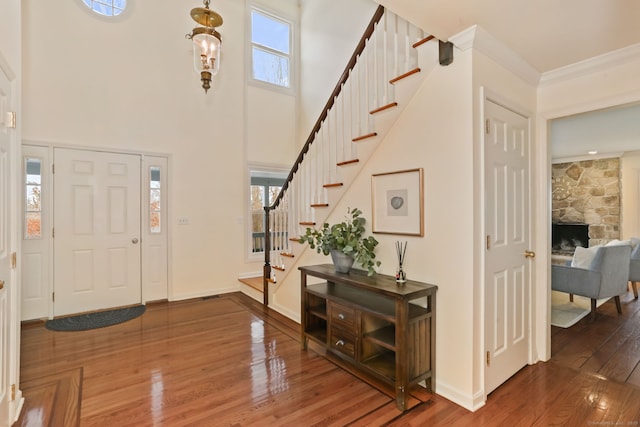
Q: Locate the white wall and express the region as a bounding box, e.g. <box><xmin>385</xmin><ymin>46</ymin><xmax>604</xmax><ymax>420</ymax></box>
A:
<box><xmin>21</xmin><ymin>0</ymin><xmax>296</xmax><ymax>300</ymax></box>
<box><xmin>298</xmin><ymin>0</ymin><xmax>378</xmax><ymax>145</ymax></box>
<box><xmin>621</xmin><ymin>151</ymin><xmax>640</xmax><ymax>239</ymax></box>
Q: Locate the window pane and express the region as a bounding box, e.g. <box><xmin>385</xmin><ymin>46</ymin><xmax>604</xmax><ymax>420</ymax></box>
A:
<box><xmin>268</xmin><ymin>185</ymin><xmax>282</xmax><ymax>205</ymax></box>
<box><xmin>150</xmin><ymin>213</ymin><xmax>161</xmax><ymax>234</ymax></box>
<box><xmin>150</xmin><ymin>167</ymin><xmax>161</xmax><ymax>233</ymax></box>
<box><xmin>26</xmin><ymin>212</ymin><xmax>41</xmax><ymax>239</ymax></box>
<box><xmin>83</xmin><ymin>0</ymin><xmax>126</xmax><ymax>17</ymax></box>
<box><xmin>252</xmin><ymin>10</ymin><xmax>290</xmax><ymax>54</ymax></box>
<box><xmin>24</xmin><ymin>158</ymin><xmax>42</xmax><ymax>239</ymax></box>
<box><xmin>252</xmin><ymin>48</ymin><xmax>290</xmax><ymax>87</ymax></box>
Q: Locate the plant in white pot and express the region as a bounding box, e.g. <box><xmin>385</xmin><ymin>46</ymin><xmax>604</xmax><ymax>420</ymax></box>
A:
<box><xmin>298</xmin><ymin>207</ymin><xmax>381</xmax><ymax>275</ymax></box>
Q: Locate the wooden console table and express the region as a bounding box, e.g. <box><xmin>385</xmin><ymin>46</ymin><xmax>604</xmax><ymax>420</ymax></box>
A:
<box><xmin>299</xmin><ymin>264</ymin><xmax>437</xmax><ymax>411</ymax></box>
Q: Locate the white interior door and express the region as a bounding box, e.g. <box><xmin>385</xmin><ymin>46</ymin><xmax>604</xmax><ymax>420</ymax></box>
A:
<box><xmin>54</xmin><ymin>148</ymin><xmax>141</xmax><ymax>316</ymax></box>
<box><xmin>484</xmin><ymin>99</ymin><xmax>532</xmax><ymax>394</ymax></box>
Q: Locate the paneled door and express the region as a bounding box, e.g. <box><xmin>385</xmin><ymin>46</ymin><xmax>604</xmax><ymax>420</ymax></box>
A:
<box><xmin>484</xmin><ymin>99</ymin><xmax>532</xmax><ymax>394</ymax></box>
<box><xmin>54</xmin><ymin>148</ymin><xmax>141</xmax><ymax>316</ymax></box>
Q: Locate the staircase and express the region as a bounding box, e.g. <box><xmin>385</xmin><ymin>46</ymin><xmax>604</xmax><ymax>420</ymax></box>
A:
<box><xmin>259</xmin><ymin>6</ymin><xmax>442</xmax><ymax>305</ymax></box>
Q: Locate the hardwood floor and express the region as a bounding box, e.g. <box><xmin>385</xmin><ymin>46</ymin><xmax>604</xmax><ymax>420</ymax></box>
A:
<box><xmin>16</xmin><ymin>290</ymin><xmax>640</xmax><ymax>426</ymax></box>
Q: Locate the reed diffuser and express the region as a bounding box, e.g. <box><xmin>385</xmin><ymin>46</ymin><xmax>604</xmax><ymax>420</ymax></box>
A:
<box><xmin>395</xmin><ymin>241</ymin><xmax>407</xmax><ymax>284</ymax></box>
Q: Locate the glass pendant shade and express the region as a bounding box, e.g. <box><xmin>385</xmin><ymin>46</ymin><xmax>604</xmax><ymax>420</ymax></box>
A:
<box><xmin>191</xmin><ymin>28</ymin><xmax>221</xmax><ymax>78</ymax></box>
<box><xmin>186</xmin><ymin>1</ymin><xmax>223</xmax><ymax>93</ymax></box>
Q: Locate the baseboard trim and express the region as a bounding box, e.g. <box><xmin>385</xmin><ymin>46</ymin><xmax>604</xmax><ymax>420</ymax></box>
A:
<box><xmin>435</xmin><ymin>381</ymin><xmax>486</xmax><ymax>412</ymax></box>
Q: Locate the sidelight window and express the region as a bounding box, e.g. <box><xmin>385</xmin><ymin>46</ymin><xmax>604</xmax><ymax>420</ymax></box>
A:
<box><xmin>150</xmin><ymin>167</ymin><xmax>161</xmax><ymax>234</ymax></box>
<box><xmin>24</xmin><ymin>158</ymin><xmax>42</xmax><ymax>239</ymax></box>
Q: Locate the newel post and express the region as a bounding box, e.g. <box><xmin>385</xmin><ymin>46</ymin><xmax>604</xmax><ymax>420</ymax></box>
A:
<box><xmin>263</xmin><ymin>206</ymin><xmax>272</xmax><ymax>306</ymax></box>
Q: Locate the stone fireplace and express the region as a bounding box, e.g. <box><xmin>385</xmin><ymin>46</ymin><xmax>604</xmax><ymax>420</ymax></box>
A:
<box><xmin>552</xmin><ymin>158</ymin><xmax>620</xmax><ymax>250</ymax></box>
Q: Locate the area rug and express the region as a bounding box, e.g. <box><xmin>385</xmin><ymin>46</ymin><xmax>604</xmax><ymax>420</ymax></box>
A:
<box><xmin>551</xmin><ymin>291</ymin><xmax>608</xmax><ymax>328</ymax></box>
<box><xmin>45</xmin><ymin>305</ymin><xmax>146</xmax><ymax>331</ymax></box>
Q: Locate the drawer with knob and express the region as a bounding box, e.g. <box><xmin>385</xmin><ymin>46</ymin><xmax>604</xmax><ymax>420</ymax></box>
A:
<box><xmin>329</xmin><ymin>328</ymin><xmax>356</xmax><ymax>358</ymax></box>
<box><xmin>328</xmin><ymin>301</ymin><xmax>356</xmax><ymax>332</ymax></box>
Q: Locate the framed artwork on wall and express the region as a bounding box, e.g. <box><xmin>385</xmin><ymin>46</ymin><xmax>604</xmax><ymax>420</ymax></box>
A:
<box><xmin>371</xmin><ymin>168</ymin><xmax>424</xmax><ymax>236</ymax></box>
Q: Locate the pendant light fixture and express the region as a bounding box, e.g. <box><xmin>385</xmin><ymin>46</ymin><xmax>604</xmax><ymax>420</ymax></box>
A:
<box><xmin>186</xmin><ymin>0</ymin><xmax>223</xmax><ymax>93</ymax></box>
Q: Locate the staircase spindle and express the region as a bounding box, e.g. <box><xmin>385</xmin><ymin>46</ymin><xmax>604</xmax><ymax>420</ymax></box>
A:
<box><xmin>263</xmin><ymin>6</ymin><xmax>434</xmax><ymax>306</ymax></box>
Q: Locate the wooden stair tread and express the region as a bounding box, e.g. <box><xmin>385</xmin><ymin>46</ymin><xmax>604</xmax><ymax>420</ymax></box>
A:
<box><xmin>352</xmin><ymin>132</ymin><xmax>377</xmax><ymax>142</ymax></box>
<box><xmin>238</xmin><ymin>277</ymin><xmax>263</xmax><ymax>292</ymax></box>
<box><xmin>280</xmin><ymin>252</ymin><xmax>295</xmax><ymax>258</ymax></box>
<box><xmin>370</xmin><ymin>102</ymin><xmax>398</xmax><ymax>115</ymax></box>
<box><xmin>412</xmin><ymin>35</ymin><xmax>435</xmax><ymax>48</ymax></box>
<box><xmin>390</xmin><ymin>67</ymin><xmax>421</xmax><ymax>84</ymax></box>
<box><xmin>337</xmin><ymin>159</ymin><xmax>359</xmax><ymax>166</ymax></box>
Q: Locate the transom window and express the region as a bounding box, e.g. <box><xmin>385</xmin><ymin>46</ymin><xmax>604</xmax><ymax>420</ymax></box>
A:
<box><xmin>82</xmin><ymin>0</ymin><xmax>126</xmax><ymax>17</ymax></box>
<box><xmin>250</xmin><ymin>8</ymin><xmax>292</xmax><ymax>89</ymax></box>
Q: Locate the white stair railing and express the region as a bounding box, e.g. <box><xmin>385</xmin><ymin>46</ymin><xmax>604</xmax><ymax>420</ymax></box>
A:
<box><xmin>263</xmin><ymin>6</ymin><xmax>429</xmax><ymax>305</ymax></box>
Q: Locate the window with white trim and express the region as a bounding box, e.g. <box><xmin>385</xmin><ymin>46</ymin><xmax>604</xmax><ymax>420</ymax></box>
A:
<box><xmin>82</xmin><ymin>0</ymin><xmax>126</xmax><ymax>17</ymax></box>
<box><xmin>250</xmin><ymin>8</ymin><xmax>293</xmax><ymax>89</ymax></box>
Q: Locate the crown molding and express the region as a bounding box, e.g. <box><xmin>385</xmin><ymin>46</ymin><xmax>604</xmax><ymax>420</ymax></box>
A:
<box><xmin>552</xmin><ymin>152</ymin><xmax>623</xmax><ymax>164</ymax></box>
<box><xmin>449</xmin><ymin>25</ymin><xmax>541</xmax><ymax>86</ymax></box>
<box><xmin>540</xmin><ymin>43</ymin><xmax>640</xmax><ymax>87</ymax></box>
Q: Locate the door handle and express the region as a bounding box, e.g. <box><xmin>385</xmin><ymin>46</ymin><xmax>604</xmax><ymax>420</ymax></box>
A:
<box><xmin>132</xmin><ymin>238</ymin><xmax>139</xmax><ymax>244</ymax></box>
<box><xmin>524</xmin><ymin>250</ymin><xmax>536</xmax><ymax>259</ymax></box>
<box><xmin>0</xmin><ymin>280</ymin><xmax>4</xmax><ymax>290</ymax></box>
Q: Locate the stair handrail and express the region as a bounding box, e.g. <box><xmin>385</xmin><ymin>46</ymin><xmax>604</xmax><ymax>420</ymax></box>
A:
<box><xmin>262</xmin><ymin>5</ymin><xmax>385</xmax><ymax>305</ymax></box>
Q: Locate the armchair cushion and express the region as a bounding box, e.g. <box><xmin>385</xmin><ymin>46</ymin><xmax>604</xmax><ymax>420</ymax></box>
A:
<box><xmin>571</xmin><ymin>245</ymin><xmax>602</xmax><ymax>269</ymax></box>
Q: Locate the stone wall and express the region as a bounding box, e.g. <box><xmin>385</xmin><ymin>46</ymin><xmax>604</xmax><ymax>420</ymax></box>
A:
<box><xmin>551</xmin><ymin>158</ymin><xmax>620</xmax><ymax>247</ymax></box>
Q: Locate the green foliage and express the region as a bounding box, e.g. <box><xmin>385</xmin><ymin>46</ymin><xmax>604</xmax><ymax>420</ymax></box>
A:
<box><xmin>298</xmin><ymin>207</ymin><xmax>381</xmax><ymax>275</ymax></box>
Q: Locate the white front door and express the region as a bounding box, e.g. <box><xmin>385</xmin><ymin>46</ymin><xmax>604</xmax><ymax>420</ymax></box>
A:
<box><xmin>54</xmin><ymin>148</ymin><xmax>141</xmax><ymax>316</ymax></box>
<box><xmin>484</xmin><ymin>99</ymin><xmax>532</xmax><ymax>394</ymax></box>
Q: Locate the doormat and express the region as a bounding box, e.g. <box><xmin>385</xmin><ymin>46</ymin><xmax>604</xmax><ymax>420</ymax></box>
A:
<box><xmin>45</xmin><ymin>305</ymin><xmax>146</xmax><ymax>331</ymax></box>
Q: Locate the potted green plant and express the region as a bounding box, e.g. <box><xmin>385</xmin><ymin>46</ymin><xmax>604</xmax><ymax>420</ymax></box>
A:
<box><xmin>298</xmin><ymin>207</ymin><xmax>381</xmax><ymax>275</ymax></box>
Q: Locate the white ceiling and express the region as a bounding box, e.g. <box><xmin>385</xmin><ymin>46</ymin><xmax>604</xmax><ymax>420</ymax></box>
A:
<box><xmin>550</xmin><ymin>103</ymin><xmax>640</xmax><ymax>160</ymax></box>
<box><xmin>378</xmin><ymin>0</ymin><xmax>640</xmax><ymax>73</ymax></box>
<box><xmin>377</xmin><ymin>0</ymin><xmax>640</xmax><ymax>158</ymax></box>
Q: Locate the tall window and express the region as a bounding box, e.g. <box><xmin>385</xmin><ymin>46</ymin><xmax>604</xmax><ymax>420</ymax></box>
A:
<box><xmin>251</xmin><ymin>175</ymin><xmax>286</xmax><ymax>253</ymax></box>
<box><xmin>24</xmin><ymin>158</ymin><xmax>42</xmax><ymax>239</ymax></box>
<box><xmin>250</xmin><ymin>8</ymin><xmax>292</xmax><ymax>89</ymax></box>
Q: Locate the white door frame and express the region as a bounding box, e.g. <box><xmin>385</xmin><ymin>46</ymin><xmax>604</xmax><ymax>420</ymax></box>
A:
<box><xmin>0</xmin><ymin>53</ymin><xmax>23</xmax><ymax>426</ymax></box>
<box><xmin>534</xmin><ymin>88</ymin><xmax>640</xmax><ymax>363</ymax></box>
<box><xmin>20</xmin><ymin>143</ymin><xmax>170</xmax><ymax>320</ymax></box>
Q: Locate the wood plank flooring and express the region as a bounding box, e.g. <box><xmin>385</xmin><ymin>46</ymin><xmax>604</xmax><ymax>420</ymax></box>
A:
<box><xmin>16</xmin><ymin>290</ymin><xmax>640</xmax><ymax>426</ymax></box>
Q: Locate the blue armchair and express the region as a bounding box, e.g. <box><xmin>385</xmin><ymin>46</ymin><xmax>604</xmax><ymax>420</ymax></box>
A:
<box><xmin>629</xmin><ymin>238</ymin><xmax>640</xmax><ymax>299</ymax></box>
<box><xmin>552</xmin><ymin>245</ymin><xmax>632</xmax><ymax>319</ymax></box>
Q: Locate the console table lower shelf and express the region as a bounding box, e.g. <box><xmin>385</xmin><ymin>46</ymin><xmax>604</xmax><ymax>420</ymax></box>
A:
<box><xmin>299</xmin><ymin>264</ymin><xmax>437</xmax><ymax>411</ymax></box>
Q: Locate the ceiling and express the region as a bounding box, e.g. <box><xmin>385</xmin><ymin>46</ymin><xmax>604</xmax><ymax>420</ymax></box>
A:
<box><xmin>550</xmin><ymin>102</ymin><xmax>640</xmax><ymax>160</ymax></box>
<box><xmin>377</xmin><ymin>0</ymin><xmax>640</xmax><ymax>158</ymax></box>
<box><xmin>378</xmin><ymin>0</ymin><xmax>640</xmax><ymax>73</ymax></box>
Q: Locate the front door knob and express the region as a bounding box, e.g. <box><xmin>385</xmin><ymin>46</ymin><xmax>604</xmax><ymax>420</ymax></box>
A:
<box><xmin>132</xmin><ymin>238</ymin><xmax>139</xmax><ymax>244</ymax></box>
<box><xmin>524</xmin><ymin>250</ymin><xmax>536</xmax><ymax>259</ymax></box>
